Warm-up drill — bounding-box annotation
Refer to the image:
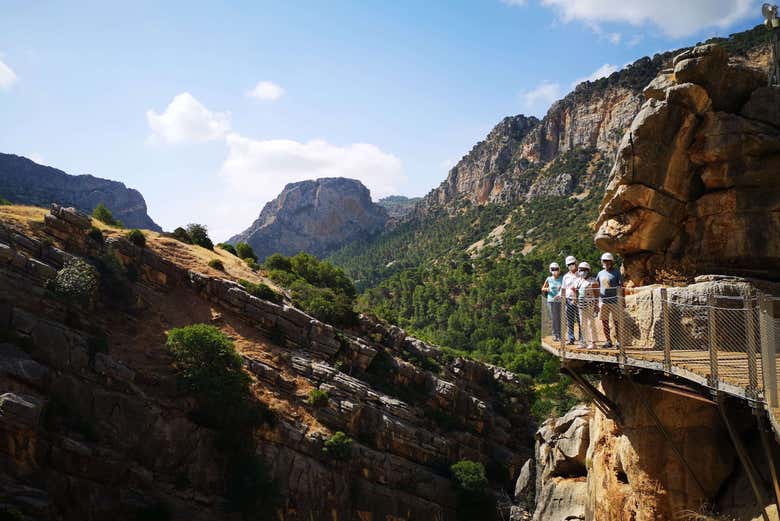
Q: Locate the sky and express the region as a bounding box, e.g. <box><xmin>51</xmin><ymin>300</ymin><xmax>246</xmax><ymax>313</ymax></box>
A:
<box><xmin>0</xmin><ymin>0</ymin><xmax>762</xmax><ymax>240</ymax></box>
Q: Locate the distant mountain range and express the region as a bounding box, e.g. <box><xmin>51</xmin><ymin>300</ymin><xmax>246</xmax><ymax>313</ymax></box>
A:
<box><xmin>0</xmin><ymin>153</ymin><xmax>161</xmax><ymax>231</ymax></box>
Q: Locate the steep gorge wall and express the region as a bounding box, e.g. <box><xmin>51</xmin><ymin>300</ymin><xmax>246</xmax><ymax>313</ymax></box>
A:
<box><xmin>0</xmin><ymin>205</ymin><xmax>533</xmax><ymax>520</ymax></box>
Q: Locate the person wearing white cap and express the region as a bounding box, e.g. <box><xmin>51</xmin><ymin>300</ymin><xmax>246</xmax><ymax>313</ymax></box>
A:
<box><xmin>541</xmin><ymin>262</ymin><xmax>563</xmax><ymax>341</ymax></box>
<box><xmin>561</xmin><ymin>255</ymin><xmax>582</xmax><ymax>345</ymax></box>
<box><xmin>597</xmin><ymin>252</ymin><xmax>623</xmax><ymax>348</ymax></box>
<box><xmin>575</xmin><ymin>261</ymin><xmax>599</xmax><ymax>349</ymax></box>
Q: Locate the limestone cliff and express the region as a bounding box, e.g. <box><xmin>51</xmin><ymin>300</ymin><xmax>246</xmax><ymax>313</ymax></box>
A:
<box><xmin>229</xmin><ymin>178</ymin><xmax>388</xmax><ymax>261</ymax></box>
<box><xmin>595</xmin><ymin>43</ymin><xmax>780</xmax><ymax>284</ymax></box>
<box><xmin>0</xmin><ymin>204</ymin><xmax>532</xmax><ymax>520</ymax></box>
<box><xmin>0</xmin><ymin>153</ymin><xmax>161</xmax><ymax>232</ymax></box>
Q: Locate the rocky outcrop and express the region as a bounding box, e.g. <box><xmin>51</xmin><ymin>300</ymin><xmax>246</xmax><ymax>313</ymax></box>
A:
<box><xmin>595</xmin><ymin>43</ymin><xmax>780</xmax><ymax>283</ymax></box>
<box><xmin>229</xmin><ymin>178</ymin><xmax>388</xmax><ymax>261</ymax></box>
<box><xmin>0</xmin><ymin>204</ymin><xmax>533</xmax><ymax>520</ymax></box>
<box><xmin>376</xmin><ymin>195</ymin><xmax>421</xmax><ymax>221</ymax></box>
<box><xmin>0</xmin><ymin>153</ymin><xmax>161</xmax><ymax>231</ymax></box>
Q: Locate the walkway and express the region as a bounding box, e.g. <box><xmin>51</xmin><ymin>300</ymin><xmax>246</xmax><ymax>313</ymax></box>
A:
<box><xmin>539</xmin><ymin>285</ymin><xmax>780</xmax><ymax>435</ymax></box>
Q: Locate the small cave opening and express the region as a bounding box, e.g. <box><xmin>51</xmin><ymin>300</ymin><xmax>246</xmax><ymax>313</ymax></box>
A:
<box><xmin>616</xmin><ymin>469</ymin><xmax>629</xmax><ymax>484</ymax></box>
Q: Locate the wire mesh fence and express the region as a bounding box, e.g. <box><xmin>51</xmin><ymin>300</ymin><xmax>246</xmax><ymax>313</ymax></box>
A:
<box><xmin>540</xmin><ymin>286</ymin><xmax>780</xmax><ymax>406</ymax></box>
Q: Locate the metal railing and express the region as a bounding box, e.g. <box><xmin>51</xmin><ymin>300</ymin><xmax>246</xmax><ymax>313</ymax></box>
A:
<box><xmin>540</xmin><ymin>286</ymin><xmax>780</xmax><ymax>407</ymax></box>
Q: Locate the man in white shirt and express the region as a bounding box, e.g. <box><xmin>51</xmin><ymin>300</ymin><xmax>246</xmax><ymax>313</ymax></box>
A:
<box><xmin>561</xmin><ymin>255</ymin><xmax>581</xmax><ymax>344</ymax></box>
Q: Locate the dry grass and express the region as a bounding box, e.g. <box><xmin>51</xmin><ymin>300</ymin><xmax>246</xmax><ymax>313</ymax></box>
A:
<box><xmin>0</xmin><ymin>204</ymin><xmax>48</xmax><ymax>234</ymax></box>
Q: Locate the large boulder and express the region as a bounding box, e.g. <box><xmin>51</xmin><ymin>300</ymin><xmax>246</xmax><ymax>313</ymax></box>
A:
<box><xmin>596</xmin><ymin>43</ymin><xmax>780</xmax><ymax>284</ymax></box>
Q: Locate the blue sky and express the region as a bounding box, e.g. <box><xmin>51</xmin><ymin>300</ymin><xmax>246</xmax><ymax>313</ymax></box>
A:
<box><xmin>0</xmin><ymin>0</ymin><xmax>761</xmax><ymax>239</ymax></box>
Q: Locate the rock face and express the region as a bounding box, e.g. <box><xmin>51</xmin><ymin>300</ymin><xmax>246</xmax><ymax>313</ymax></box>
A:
<box><xmin>229</xmin><ymin>178</ymin><xmax>388</xmax><ymax>261</ymax></box>
<box><xmin>595</xmin><ymin>43</ymin><xmax>780</xmax><ymax>283</ymax></box>
<box><xmin>0</xmin><ymin>153</ymin><xmax>161</xmax><ymax>231</ymax></box>
<box><xmin>415</xmin><ymin>55</ymin><xmax>669</xmax><ymax>217</ymax></box>
<box><xmin>0</xmin><ymin>204</ymin><xmax>533</xmax><ymax>520</ymax></box>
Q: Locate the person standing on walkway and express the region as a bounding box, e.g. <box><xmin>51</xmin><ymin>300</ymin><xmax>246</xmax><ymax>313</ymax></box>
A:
<box><xmin>575</xmin><ymin>261</ymin><xmax>599</xmax><ymax>349</ymax></box>
<box><xmin>541</xmin><ymin>262</ymin><xmax>563</xmax><ymax>342</ymax></box>
<box><xmin>597</xmin><ymin>252</ymin><xmax>623</xmax><ymax>348</ymax></box>
<box><xmin>561</xmin><ymin>255</ymin><xmax>581</xmax><ymax>345</ymax></box>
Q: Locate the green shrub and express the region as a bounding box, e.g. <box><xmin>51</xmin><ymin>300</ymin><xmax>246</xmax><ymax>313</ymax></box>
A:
<box><xmin>93</xmin><ymin>250</ymin><xmax>133</xmax><ymax>302</ymax></box>
<box><xmin>166</xmin><ymin>324</ymin><xmax>260</xmax><ymax>429</ymax></box>
<box><xmin>51</xmin><ymin>258</ymin><xmax>99</xmax><ymax>303</ymax></box>
<box><xmin>307</xmin><ymin>388</ymin><xmax>329</xmax><ymax>407</ymax></box>
<box><xmin>87</xmin><ymin>226</ymin><xmax>104</xmax><ymax>244</ymax></box>
<box><xmin>450</xmin><ymin>460</ymin><xmax>495</xmax><ymax>521</ymax></box>
<box><xmin>264</xmin><ymin>253</ymin><xmax>292</xmax><ymax>272</ymax></box>
<box><xmin>323</xmin><ymin>431</ymin><xmax>352</xmax><ymax>460</ymax></box>
<box><xmin>185</xmin><ymin>223</ymin><xmax>213</xmax><ymax>250</ymax></box>
<box><xmin>217</xmin><ymin>243</ymin><xmax>237</xmax><ymax>256</ymax></box>
<box><xmin>239</xmin><ymin>279</ymin><xmax>282</xmax><ymax>304</ymax></box>
<box><xmin>0</xmin><ymin>195</ymin><xmax>11</xmax><ymax>206</ymax></box>
<box><xmin>245</xmin><ymin>258</ymin><xmax>259</xmax><ymax>271</ymax></box>
<box><xmin>92</xmin><ymin>203</ymin><xmax>122</xmax><ymax>227</ymax></box>
<box><xmin>236</xmin><ymin>242</ymin><xmax>257</xmax><ymax>261</ymax></box>
<box><xmin>172</xmin><ymin>226</ymin><xmax>192</xmax><ymax>244</ymax></box>
<box><xmin>126</xmin><ymin>229</ymin><xmax>146</xmax><ymax>248</ymax></box>
<box><xmin>290</xmin><ymin>281</ymin><xmax>356</xmax><ymax>327</ymax></box>
<box><xmin>208</xmin><ymin>258</ymin><xmax>224</xmax><ymax>271</ymax></box>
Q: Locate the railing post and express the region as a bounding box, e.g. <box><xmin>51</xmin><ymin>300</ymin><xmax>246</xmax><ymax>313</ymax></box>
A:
<box><xmin>617</xmin><ymin>287</ymin><xmax>626</xmax><ymax>364</ymax></box>
<box><xmin>745</xmin><ymin>288</ymin><xmax>759</xmax><ymax>401</ymax></box>
<box><xmin>760</xmin><ymin>293</ymin><xmax>778</xmax><ymax>408</ymax></box>
<box><xmin>661</xmin><ymin>288</ymin><xmax>671</xmax><ymax>373</ymax></box>
<box><xmin>708</xmin><ymin>294</ymin><xmax>719</xmax><ymax>390</ymax></box>
<box><xmin>559</xmin><ymin>298</ymin><xmax>566</xmax><ymax>359</ymax></box>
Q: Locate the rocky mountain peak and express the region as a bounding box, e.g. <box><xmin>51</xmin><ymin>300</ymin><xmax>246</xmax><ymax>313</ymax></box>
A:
<box><xmin>229</xmin><ymin>177</ymin><xmax>388</xmax><ymax>260</ymax></box>
<box><xmin>0</xmin><ymin>153</ymin><xmax>161</xmax><ymax>231</ymax></box>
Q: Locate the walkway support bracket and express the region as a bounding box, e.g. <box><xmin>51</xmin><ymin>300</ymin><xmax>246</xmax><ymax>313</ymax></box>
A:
<box><xmin>756</xmin><ymin>410</ymin><xmax>780</xmax><ymax>517</ymax></box>
<box><xmin>718</xmin><ymin>394</ymin><xmax>771</xmax><ymax>521</ymax></box>
<box><xmin>561</xmin><ymin>364</ymin><xmax>622</xmax><ymax>424</ymax></box>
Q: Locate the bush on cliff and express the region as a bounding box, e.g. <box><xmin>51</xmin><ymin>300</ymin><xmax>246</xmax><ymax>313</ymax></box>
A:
<box><xmin>51</xmin><ymin>258</ymin><xmax>99</xmax><ymax>303</ymax></box>
<box><xmin>208</xmin><ymin>258</ymin><xmax>225</xmax><ymax>271</ymax></box>
<box><xmin>0</xmin><ymin>195</ymin><xmax>11</xmax><ymax>205</ymax></box>
<box><xmin>323</xmin><ymin>431</ymin><xmax>353</xmax><ymax>460</ymax></box>
<box><xmin>450</xmin><ymin>460</ymin><xmax>495</xmax><ymax>521</ymax></box>
<box><xmin>171</xmin><ymin>226</ymin><xmax>192</xmax><ymax>244</ymax></box>
<box><xmin>217</xmin><ymin>243</ymin><xmax>237</xmax><ymax>256</ymax></box>
<box><xmin>185</xmin><ymin>223</ymin><xmax>214</xmax><ymax>250</ymax></box>
<box><xmin>264</xmin><ymin>252</ymin><xmax>357</xmax><ymax>326</ymax></box>
<box><xmin>239</xmin><ymin>279</ymin><xmax>282</xmax><ymax>304</ymax></box>
<box><xmin>126</xmin><ymin>229</ymin><xmax>146</xmax><ymax>248</ymax></box>
<box><xmin>166</xmin><ymin>324</ymin><xmax>261</xmax><ymax>429</ymax></box>
<box><xmin>236</xmin><ymin>242</ymin><xmax>257</xmax><ymax>261</ymax></box>
<box><xmin>92</xmin><ymin>203</ymin><xmax>123</xmax><ymax>227</ymax></box>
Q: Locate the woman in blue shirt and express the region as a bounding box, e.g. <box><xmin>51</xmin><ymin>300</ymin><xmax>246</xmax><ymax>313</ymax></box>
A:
<box><xmin>541</xmin><ymin>262</ymin><xmax>563</xmax><ymax>341</ymax></box>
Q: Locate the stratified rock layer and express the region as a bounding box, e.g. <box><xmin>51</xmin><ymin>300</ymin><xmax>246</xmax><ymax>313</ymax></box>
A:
<box><xmin>229</xmin><ymin>178</ymin><xmax>388</xmax><ymax>261</ymax></box>
<box><xmin>595</xmin><ymin>44</ymin><xmax>780</xmax><ymax>283</ymax></box>
<box><xmin>0</xmin><ymin>153</ymin><xmax>161</xmax><ymax>231</ymax></box>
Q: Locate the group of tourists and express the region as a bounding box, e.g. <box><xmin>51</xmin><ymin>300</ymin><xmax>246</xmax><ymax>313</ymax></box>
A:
<box><xmin>541</xmin><ymin>252</ymin><xmax>623</xmax><ymax>349</ymax></box>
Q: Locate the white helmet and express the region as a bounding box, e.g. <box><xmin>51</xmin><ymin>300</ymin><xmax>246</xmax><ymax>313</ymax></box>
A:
<box><xmin>578</xmin><ymin>261</ymin><xmax>591</xmax><ymax>271</ymax></box>
<box><xmin>601</xmin><ymin>252</ymin><xmax>615</xmax><ymax>262</ymax></box>
<box><xmin>565</xmin><ymin>255</ymin><xmax>577</xmax><ymax>266</ymax></box>
<box><xmin>549</xmin><ymin>262</ymin><xmax>560</xmax><ymax>271</ymax></box>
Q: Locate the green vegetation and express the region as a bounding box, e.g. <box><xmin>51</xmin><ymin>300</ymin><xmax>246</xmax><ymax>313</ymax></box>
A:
<box><xmin>0</xmin><ymin>195</ymin><xmax>11</xmax><ymax>206</ymax></box>
<box><xmin>217</xmin><ymin>243</ymin><xmax>237</xmax><ymax>256</ymax></box>
<box><xmin>323</xmin><ymin>431</ymin><xmax>353</xmax><ymax>460</ymax></box>
<box><xmin>87</xmin><ymin>226</ymin><xmax>104</xmax><ymax>244</ymax></box>
<box><xmin>245</xmin><ymin>258</ymin><xmax>259</xmax><ymax>271</ymax></box>
<box><xmin>51</xmin><ymin>258</ymin><xmax>99</xmax><ymax>303</ymax></box>
<box><xmin>126</xmin><ymin>229</ymin><xmax>146</xmax><ymax>248</ymax></box>
<box><xmin>170</xmin><ymin>223</ymin><xmax>214</xmax><ymax>249</ymax></box>
<box><xmin>208</xmin><ymin>258</ymin><xmax>224</xmax><ymax>271</ymax></box>
<box><xmin>166</xmin><ymin>324</ymin><xmax>277</xmax><ymax>518</ymax></box>
<box><xmin>450</xmin><ymin>460</ymin><xmax>495</xmax><ymax>521</ymax></box>
<box><xmin>93</xmin><ymin>249</ymin><xmax>135</xmax><ymax>302</ymax></box>
<box><xmin>264</xmin><ymin>252</ymin><xmax>357</xmax><ymax>327</ymax></box>
<box><xmin>236</xmin><ymin>242</ymin><xmax>257</xmax><ymax>261</ymax></box>
<box><xmin>0</xmin><ymin>507</ymin><xmax>23</xmax><ymax>521</ymax></box>
<box><xmin>306</xmin><ymin>388</ymin><xmax>329</xmax><ymax>407</ymax></box>
<box><xmin>92</xmin><ymin>202</ymin><xmax>123</xmax><ymax>227</ymax></box>
<box><xmin>239</xmin><ymin>279</ymin><xmax>282</xmax><ymax>303</ymax></box>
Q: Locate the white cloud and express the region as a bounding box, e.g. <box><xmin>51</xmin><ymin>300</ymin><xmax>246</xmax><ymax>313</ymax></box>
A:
<box><xmin>519</xmin><ymin>81</ymin><xmax>563</xmax><ymax>117</ymax></box>
<box><xmin>216</xmin><ymin>133</ymin><xmax>404</xmax><ymax>234</ymax></box>
<box><xmin>246</xmin><ymin>81</ymin><xmax>285</xmax><ymax>101</ymax></box>
<box><xmin>540</xmin><ymin>0</ymin><xmax>754</xmax><ymax>38</ymax></box>
<box><xmin>146</xmin><ymin>92</ymin><xmax>231</xmax><ymax>144</ymax></box>
<box><xmin>0</xmin><ymin>58</ymin><xmax>18</xmax><ymax>90</ymax></box>
<box><xmin>607</xmin><ymin>32</ymin><xmax>621</xmax><ymax>44</ymax></box>
<box><xmin>571</xmin><ymin>63</ymin><xmax>619</xmax><ymax>88</ymax></box>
